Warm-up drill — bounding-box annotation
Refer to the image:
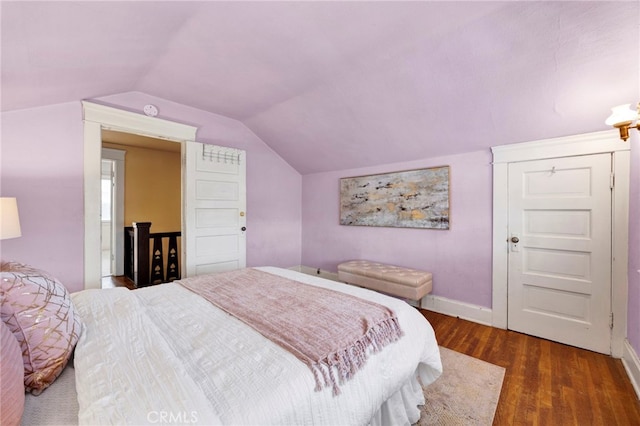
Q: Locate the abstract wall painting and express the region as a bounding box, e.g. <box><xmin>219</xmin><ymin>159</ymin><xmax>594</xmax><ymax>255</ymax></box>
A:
<box><xmin>340</xmin><ymin>166</ymin><xmax>450</xmax><ymax>229</ymax></box>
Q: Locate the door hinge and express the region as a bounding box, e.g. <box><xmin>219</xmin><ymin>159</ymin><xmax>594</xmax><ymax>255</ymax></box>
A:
<box><xmin>610</xmin><ymin>312</ymin><xmax>614</xmax><ymax>329</ymax></box>
<box><xmin>610</xmin><ymin>172</ymin><xmax>615</xmax><ymax>190</ymax></box>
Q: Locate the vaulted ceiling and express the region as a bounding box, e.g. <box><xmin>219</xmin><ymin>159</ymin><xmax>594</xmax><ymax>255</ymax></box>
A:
<box><xmin>2</xmin><ymin>1</ymin><xmax>638</xmax><ymax>174</ymax></box>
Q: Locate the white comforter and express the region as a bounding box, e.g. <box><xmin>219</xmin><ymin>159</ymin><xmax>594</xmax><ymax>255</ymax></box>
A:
<box><xmin>71</xmin><ymin>267</ymin><xmax>442</xmax><ymax>425</ymax></box>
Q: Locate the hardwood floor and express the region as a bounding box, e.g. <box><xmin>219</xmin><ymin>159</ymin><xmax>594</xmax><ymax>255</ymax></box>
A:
<box><xmin>101</xmin><ymin>275</ymin><xmax>136</xmax><ymax>290</ymax></box>
<box><xmin>419</xmin><ymin>310</ymin><xmax>640</xmax><ymax>425</ymax></box>
<box><xmin>88</xmin><ymin>279</ymin><xmax>638</xmax><ymax>421</ymax></box>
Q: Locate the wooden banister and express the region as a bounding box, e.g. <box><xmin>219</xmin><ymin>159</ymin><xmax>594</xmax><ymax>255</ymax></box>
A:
<box><xmin>124</xmin><ymin>226</ymin><xmax>134</xmax><ymax>282</ymax></box>
<box><xmin>125</xmin><ymin>222</ymin><xmax>181</xmax><ymax>288</ymax></box>
<box><xmin>133</xmin><ymin>222</ymin><xmax>151</xmax><ymax>287</ymax></box>
<box><xmin>150</xmin><ymin>232</ymin><xmax>181</xmax><ymax>285</ymax></box>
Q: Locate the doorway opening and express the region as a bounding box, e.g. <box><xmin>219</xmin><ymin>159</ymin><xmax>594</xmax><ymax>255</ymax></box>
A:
<box><xmin>83</xmin><ymin>101</ymin><xmax>197</xmax><ymax>290</ymax></box>
<box><xmin>101</xmin><ymin>130</ymin><xmax>182</xmax><ymax>289</ymax></box>
<box><xmin>101</xmin><ymin>158</ymin><xmax>115</xmax><ymax>278</ymax></box>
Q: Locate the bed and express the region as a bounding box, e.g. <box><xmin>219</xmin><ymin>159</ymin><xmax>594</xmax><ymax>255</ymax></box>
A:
<box><xmin>3</xmin><ymin>265</ymin><xmax>442</xmax><ymax>425</ymax></box>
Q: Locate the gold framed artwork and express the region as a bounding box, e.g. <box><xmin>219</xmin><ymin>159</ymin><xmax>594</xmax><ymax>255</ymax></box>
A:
<box><xmin>340</xmin><ymin>166</ymin><xmax>450</xmax><ymax>229</ymax></box>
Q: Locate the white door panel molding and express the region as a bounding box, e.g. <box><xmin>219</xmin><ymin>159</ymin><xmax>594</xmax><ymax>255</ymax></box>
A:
<box><xmin>492</xmin><ymin>130</ymin><xmax>629</xmax><ymax>357</ymax></box>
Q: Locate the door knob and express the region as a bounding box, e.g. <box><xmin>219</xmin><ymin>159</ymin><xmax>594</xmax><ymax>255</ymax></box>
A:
<box><xmin>511</xmin><ymin>236</ymin><xmax>519</xmax><ymax>243</ymax></box>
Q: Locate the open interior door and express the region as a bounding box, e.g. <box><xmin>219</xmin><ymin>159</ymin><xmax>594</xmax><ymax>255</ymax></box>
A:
<box><xmin>183</xmin><ymin>142</ymin><xmax>247</xmax><ymax>277</ymax></box>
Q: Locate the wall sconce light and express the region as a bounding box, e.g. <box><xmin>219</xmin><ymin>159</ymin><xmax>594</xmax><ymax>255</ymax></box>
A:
<box><xmin>605</xmin><ymin>102</ymin><xmax>640</xmax><ymax>141</ymax></box>
<box><xmin>0</xmin><ymin>197</ymin><xmax>22</xmax><ymax>240</ymax></box>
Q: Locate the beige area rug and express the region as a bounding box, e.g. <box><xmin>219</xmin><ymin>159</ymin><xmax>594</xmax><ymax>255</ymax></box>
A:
<box><xmin>417</xmin><ymin>347</ymin><xmax>505</xmax><ymax>425</ymax></box>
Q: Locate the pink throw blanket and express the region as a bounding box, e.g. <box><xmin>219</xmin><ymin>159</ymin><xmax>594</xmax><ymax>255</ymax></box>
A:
<box><xmin>178</xmin><ymin>268</ymin><xmax>403</xmax><ymax>395</ymax></box>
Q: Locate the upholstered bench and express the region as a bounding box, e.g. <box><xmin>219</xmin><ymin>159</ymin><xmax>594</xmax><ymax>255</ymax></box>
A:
<box><xmin>337</xmin><ymin>260</ymin><xmax>432</xmax><ymax>306</ymax></box>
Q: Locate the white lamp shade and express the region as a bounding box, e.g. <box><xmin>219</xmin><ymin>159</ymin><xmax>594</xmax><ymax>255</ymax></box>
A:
<box><xmin>605</xmin><ymin>104</ymin><xmax>638</xmax><ymax>126</ymax></box>
<box><xmin>0</xmin><ymin>198</ymin><xmax>22</xmax><ymax>240</ymax></box>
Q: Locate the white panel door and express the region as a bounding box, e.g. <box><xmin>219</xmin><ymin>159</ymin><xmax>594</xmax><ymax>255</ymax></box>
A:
<box><xmin>183</xmin><ymin>143</ymin><xmax>246</xmax><ymax>277</ymax></box>
<box><xmin>508</xmin><ymin>153</ymin><xmax>612</xmax><ymax>354</ymax></box>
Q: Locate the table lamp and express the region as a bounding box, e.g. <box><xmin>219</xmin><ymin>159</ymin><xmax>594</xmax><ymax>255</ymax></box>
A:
<box><xmin>0</xmin><ymin>197</ymin><xmax>22</xmax><ymax>240</ymax></box>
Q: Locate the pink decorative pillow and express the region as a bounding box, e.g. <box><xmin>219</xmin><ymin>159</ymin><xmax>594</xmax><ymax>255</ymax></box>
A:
<box><xmin>0</xmin><ymin>261</ymin><xmax>82</xmax><ymax>394</ymax></box>
<box><xmin>1</xmin><ymin>321</ymin><xmax>25</xmax><ymax>425</ymax></box>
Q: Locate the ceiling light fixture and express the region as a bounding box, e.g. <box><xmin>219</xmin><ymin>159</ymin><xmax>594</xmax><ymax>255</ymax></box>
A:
<box><xmin>143</xmin><ymin>104</ymin><xmax>158</xmax><ymax>117</ymax></box>
<box><xmin>605</xmin><ymin>102</ymin><xmax>639</xmax><ymax>141</ymax></box>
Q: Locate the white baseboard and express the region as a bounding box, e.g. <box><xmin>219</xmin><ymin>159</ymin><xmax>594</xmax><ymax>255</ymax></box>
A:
<box><xmin>420</xmin><ymin>294</ymin><xmax>493</xmax><ymax>326</ymax></box>
<box><xmin>622</xmin><ymin>339</ymin><xmax>640</xmax><ymax>400</ymax></box>
<box><xmin>291</xmin><ymin>265</ymin><xmax>340</xmax><ymax>282</ymax></box>
<box><xmin>294</xmin><ymin>264</ymin><xmax>638</xmax><ymax>399</ymax></box>
<box><xmin>292</xmin><ymin>265</ymin><xmax>492</xmax><ymax>327</ymax></box>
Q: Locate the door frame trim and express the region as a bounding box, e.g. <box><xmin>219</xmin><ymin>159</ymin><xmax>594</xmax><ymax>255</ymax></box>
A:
<box><xmin>491</xmin><ymin>130</ymin><xmax>630</xmax><ymax>357</ymax></box>
<box><xmin>101</xmin><ymin>148</ymin><xmax>126</xmax><ymax>277</ymax></box>
<box><xmin>83</xmin><ymin>101</ymin><xmax>197</xmax><ymax>290</ymax></box>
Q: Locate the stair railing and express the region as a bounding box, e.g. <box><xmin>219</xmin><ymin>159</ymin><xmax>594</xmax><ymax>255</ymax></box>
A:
<box><xmin>124</xmin><ymin>222</ymin><xmax>181</xmax><ymax>287</ymax></box>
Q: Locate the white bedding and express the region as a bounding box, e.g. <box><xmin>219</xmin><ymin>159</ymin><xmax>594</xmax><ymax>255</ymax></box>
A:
<box><xmin>55</xmin><ymin>267</ymin><xmax>441</xmax><ymax>425</ymax></box>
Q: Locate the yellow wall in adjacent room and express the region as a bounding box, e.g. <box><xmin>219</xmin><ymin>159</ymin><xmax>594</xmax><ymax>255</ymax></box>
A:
<box><xmin>103</xmin><ymin>142</ymin><xmax>181</xmax><ymax>233</ymax></box>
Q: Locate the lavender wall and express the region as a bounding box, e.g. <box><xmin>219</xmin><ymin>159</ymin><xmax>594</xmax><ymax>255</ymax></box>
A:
<box><xmin>0</xmin><ymin>93</ymin><xmax>302</xmax><ymax>292</ymax></box>
<box><xmin>628</xmin><ymin>141</ymin><xmax>640</xmax><ymax>355</ymax></box>
<box><xmin>302</xmin><ymin>143</ymin><xmax>640</xmax><ymax>356</ymax></box>
<box><xmin>1</xmin><ymin>93</ymin><xmax>637</xmax><ymax>354</ymax></box>
<box><xmin>1</xmin><ymin>103</ymin><xmax>85</xmax><ymax>289</ymax></box>
<box><xmin>301</xmin><ymin>150</ymin><xmax>493</xmax><ymax>308</ymax></box>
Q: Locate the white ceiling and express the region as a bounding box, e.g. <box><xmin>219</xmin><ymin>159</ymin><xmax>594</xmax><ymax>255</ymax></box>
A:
<box><xmin>2</xmin><ymin>1</ymin><xmax>638</xmax><ymax>174</ymax></box>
